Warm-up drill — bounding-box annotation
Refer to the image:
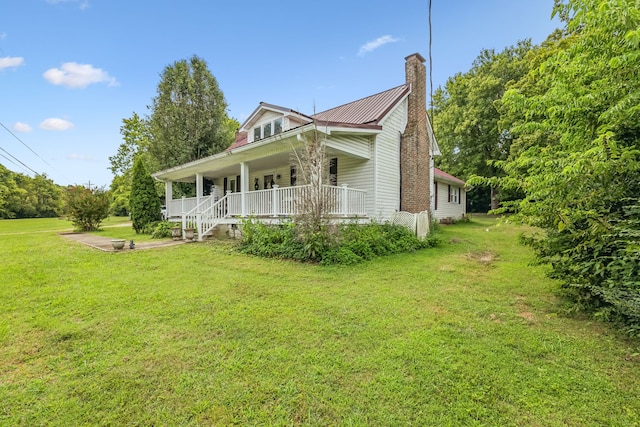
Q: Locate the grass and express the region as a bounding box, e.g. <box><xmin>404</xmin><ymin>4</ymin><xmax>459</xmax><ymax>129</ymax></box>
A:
<box><xmin>1</xmin><ymin>215</ymin><xmax>639</xmax><ymax>425</ymax></box>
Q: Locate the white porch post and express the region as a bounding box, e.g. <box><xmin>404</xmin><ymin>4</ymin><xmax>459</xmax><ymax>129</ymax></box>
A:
<box><xmin>272</xmin><ymin>185</ymin><xmax>279</xmax><ymax>217</ymax></box>
<box><xmin>181</xmin><ymin>196</ymin><xmax>186</xmax><ymax>239</ymax></box>
<box><xmin>195</xmin><ymin>173</ymin><xmax>203</xmax><ymax>206</ymax></box>
<box><xmin>165</xmin><ymin>180</ymin><xmax>173</xmax><ymax>206</ymax></box>
<box><xmin>240</xmin><ymin>162</ymin><xmax>249</xmax><ymax>217</ymax></box>
<box><xmin>195</xmin><ymin>173</ymin><xmax>203</xmax><ymax>240</ymax></box>
<box><xmin>341</xmin><ymin>184</ymin><xmax>349</xmax><ymax>217</ymax></box>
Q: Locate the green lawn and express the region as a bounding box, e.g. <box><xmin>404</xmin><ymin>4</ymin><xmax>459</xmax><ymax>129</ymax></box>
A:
<box><xmin>1</xmin><ymin>216</ymin><xmax>639</xmax><ymax>425</ymax></box>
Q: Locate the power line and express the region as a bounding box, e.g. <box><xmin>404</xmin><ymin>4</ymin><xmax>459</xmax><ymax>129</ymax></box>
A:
<box><xmin>0</xmin><ymin>120</ymin><xmax>71</xmax><ymax>181</ymax></box>
<box><xmin>0</xmin><ymin>144</ymin><xmax>39</xmax><ymax>175</ymax></box>
<box><xmin>0</xmin><ymin>121</ymin><xmax>56</xmax><ymax>169</ymax></box>
<box><xmin>0</xmin><ymin>151</ymin><xmax>33</xmax><ymax>175</ymax></box>
<box><xmin>428</xmin><ymin>0</ymin><xmax>434</xmax><ymax>130</ymax></box>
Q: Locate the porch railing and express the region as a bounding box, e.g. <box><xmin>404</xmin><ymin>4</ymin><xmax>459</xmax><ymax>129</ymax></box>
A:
<box><xmin>176</xmin><ymin>184</ymin><xmax>367</xmax><ymax>240</ymax></box>
<box><xmin>183</xmin><ymin>193</ymin><xmax>230</xmax><ymax>241</ymax></box>
<box><xmin>222</xmin><ymin>184</ymin><xmax>367</xmax><ymax>217</ymax></box>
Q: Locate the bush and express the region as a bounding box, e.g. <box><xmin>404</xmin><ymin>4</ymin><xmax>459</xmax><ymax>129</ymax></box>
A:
<box><xmin>151</xmin><ymin>221</ymin><xmax>174</xmax><ymax>239</ymax></box>
<box><xmin>130</xmin><ymin>157</ymin><xmax>161</xmax><ymax>233</ymax></box>
<box><xmin>65</xmin><ymin>186</ymin><xmax>111</xmax><ymax>231</ymax></box>
<box><xmin>239</xmin><ymin>219</ymin><xmax>438</xmax><ymax>265</ymax></box>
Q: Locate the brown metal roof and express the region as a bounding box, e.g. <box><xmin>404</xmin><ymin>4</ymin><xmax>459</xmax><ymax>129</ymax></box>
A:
<box><xmin>312</xmin><ymin>84</ymin><xmax>409</xmax><ymax>125</ymax></box>
<box><xmin>434</xmin><ymin>167</ymin><xmax>466</xmax><ymax>186</ymax></box>
<box><xmin>227</xmin><ymin>132</ymin><xmax>247</xmax><ymax>150</ymax></box>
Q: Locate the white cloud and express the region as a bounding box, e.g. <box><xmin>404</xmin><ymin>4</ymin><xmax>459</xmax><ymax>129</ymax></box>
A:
<box><xmin>45</xmin><ymin>0</ymin><xmax>89</xmax><ymax>10</ymax></box>
<box><xmin>0</xmin><ymin>56</ymin><xmax>25</xmax><ymax>70</ymax></box>
<box><xmin>40</xmin><ymin>118</ymin><xmax>74</xmax><ymax>131</ymax></box>
<box><xmin>13</xmin><ymin>122</ymin><xmax>32</xmax><ymax>133</ymax></box>
<box><xmin>0</xmin><ymin>33</ymin><xmax>6</xmax><ymax>40</ymax></box>
<box><xmin>67</xmin><ymin>153</ymin><xmax>96</xmax><ymax>161</ymax></box>
<box><xmin>358</xmin><ymin>35</ymin><xmax>400</xmax><ymax>56</ymax></box>
<box><xmin>43</xmin><ymin>62</ymin><xmax>117</xmax><ymax>88</ymax></box>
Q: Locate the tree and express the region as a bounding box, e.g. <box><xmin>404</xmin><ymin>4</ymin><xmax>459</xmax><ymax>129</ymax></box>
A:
<box><xmin>129</xmin><ymin>157</ymin><xmax>161</xmax><ymax>233</ymax></box>
<box><xmin>148</xmin><ymin>55</ymin><xmax>236</xmax><ymax>171</ymax></box>
<box><xmin>485</xmin><ymin>0</ymin><xmax>640</xmax><ymax>333</ymax></box>
<box><xmin>108</xmin><ymin>113</ymin><xmax>155</xmax><ymax>216</ymax></box>
<box><xmin>66</xmin><ymin>186</ymin><xmax>111</xmax><ymax>231</ymax></box>
<box><xmin>432</xmin><ymin>40</ymin><xmax>533</xmax><ymax>210</ymax></box>
<box><xmin>0</xmin><ymin>165</ymin><xmax>64</xmax><ymax>218</ymax></box>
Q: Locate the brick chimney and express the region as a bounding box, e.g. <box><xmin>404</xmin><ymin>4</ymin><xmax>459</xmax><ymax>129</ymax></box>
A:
<box><xmin>400</xmin><ymin>53</ymin><xmax>431</xmax><ymax>213</ymax></box>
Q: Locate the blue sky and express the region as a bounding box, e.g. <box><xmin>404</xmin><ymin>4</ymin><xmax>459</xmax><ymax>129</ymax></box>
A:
<box><xmin>1</xmin><ymin>0</ymin><xmax>560</xmax><ymax>187</ymax></box>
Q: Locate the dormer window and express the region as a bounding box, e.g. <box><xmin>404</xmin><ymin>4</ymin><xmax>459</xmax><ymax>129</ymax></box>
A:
<box><xmin>252</xmin><ymin>118</ymin><xmax>285</xmax><ymax>142</ymax></box>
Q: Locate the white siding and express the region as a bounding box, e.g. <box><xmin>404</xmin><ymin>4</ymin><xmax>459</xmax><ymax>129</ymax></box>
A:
<box><xmin>337</xmin><ymin>155</ymin><xmax>374</xmax><ymax>216</ymax></box>
<box><xmin>432</xmin><ymin>180</ymin><xmax>466</xmax><ymax>220</ymax></box>
<box><xmin>326</xmin><ymin>135</ymin><xmax>370</xmax><ymax>159</ymax></box>
<box><xmin>371</xmin><ymin>98</ymin><xmax>408</xmax><ymax>221</ymax></box>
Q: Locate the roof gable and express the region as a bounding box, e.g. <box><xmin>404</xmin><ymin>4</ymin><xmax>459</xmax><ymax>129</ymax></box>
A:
<box><xmin>239</xmin><ymin>102</ymin><xmax>312</xmax><ymax>132</ymax></box>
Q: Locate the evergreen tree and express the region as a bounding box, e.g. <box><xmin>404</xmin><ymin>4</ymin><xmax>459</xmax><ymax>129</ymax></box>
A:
<box><xmin>129</xmin><ymin>157</ymin><xmax>161</xmax><ymax>233</ymax></box>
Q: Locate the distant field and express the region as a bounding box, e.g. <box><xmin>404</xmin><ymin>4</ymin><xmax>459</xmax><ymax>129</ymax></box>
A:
<box><xmin>1</xmin><ymin>216</ymin><xmax>639</xmax><ymax>425</ymax></box>
<box><xmin>0</xmin><ymin>216</ymin><xmax>131</xmax><ymax>235</ymax></box>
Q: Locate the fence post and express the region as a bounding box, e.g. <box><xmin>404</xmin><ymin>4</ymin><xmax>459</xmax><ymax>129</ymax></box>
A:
<box><xmin>341</xmin><ymin>184</ymin><xmax>349</xmax><ymax>217</ymax></box>
<box><xmin>272</xmin><ymin>185</ymin><xmax>279</xmax><ymax>217</ymax></box>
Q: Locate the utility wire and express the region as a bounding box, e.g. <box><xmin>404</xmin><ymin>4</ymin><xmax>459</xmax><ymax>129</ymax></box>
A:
<box><xmin>0</xmin><ymin>120</ymin><xmax>70</xmax><ymax>181</ymax></box>
<box><xmin>0</xmin><ymin>121</ymin><xmax>56</xmax><ymax>169</ymax></box>
<box><xmin>428</xmin><ymin>0</ymin><xmax>434</xmax><ymax>130</ymax></box>
<box><xmin>0</xmin><ymin>144</ymin><xmax>39</xmax><ymax>175</ymax></box>
<box><xmin>0</xmin><ymin>151</ymin><xmax>33</xmax><ymax>175</ymax></box>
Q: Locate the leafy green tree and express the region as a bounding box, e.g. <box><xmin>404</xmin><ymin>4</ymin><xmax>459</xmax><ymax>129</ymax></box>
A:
<box><xmin>66</xmin><ymin>185</ymin><xmax>111</xmax><ymax>231</ymax></box>
<box><xmin>0</xmin><ymin>165</ymin><xmax>64</xmax><ymax>218</ymax></box>
<box><xmin>484</xmin><ymin>0</ymin><xmax>640</xmax><ymax>333</ymax></box>
<box><xmin>148</xmin><ymin>55</ymin><xmax>236</xmax><ymax>170</ymax></box>
<box><xmin>108</xmin><ymin>113</ymin><xmax>155</xmax><ymax>215</ymax></box>
<box><xmin>129</xmin><ymin>157</ymin><xmax>161</xmax><ymax>233</ymax></box>
<box><xmin>432</xmin><ymin>40</ymin><xmax>533</xmax><ymax>210</ymax></box>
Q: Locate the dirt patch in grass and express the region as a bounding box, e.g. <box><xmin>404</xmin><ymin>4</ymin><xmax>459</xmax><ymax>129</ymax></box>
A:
<box><xmin>466</xmin><ymin>250</ymin><xmax>497</xmax><ymax>266</ymax></box>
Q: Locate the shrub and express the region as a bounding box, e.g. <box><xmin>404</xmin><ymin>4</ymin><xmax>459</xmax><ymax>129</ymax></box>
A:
<box><xmin>129</xmin><ymin>157</ymin><xmax>161</xmax><ymax>233</ymax></box>
<box><xmin>239</xmin><ymin>219</ymin><xmax>438</xmax><ymax>265</ymax></box>
<box><xmin>65</xmin><ymin>186</ymin><xmax>111</xmax><ymax>231</ymax></box>
<box><xmin>151</xmin><ymin>221</ymin><xmax>173</xmax><ymax>239</ymax></box>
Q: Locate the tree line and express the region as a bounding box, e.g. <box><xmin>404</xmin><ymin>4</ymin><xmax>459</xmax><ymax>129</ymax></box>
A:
<box><xmin>433</xmin><ymin>0</ymin><xmax>640</xmax><ymax>334</ymax></box>
<box><xmin>0</xmin><ymin>164</ymin><xmax>64</xmax><ymax>219</ymax></box>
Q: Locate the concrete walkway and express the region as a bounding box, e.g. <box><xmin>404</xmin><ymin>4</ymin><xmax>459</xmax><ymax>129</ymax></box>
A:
<box><xmin>60</xmin><ymin>232</ymin><xmax>187</xmax><ymax>252</ymax></box>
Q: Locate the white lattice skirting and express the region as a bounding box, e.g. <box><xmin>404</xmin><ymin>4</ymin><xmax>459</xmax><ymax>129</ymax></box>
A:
<box><xmin>390</xmin><ymin>211</ymin><xmax>430</xmax><ymax>240</ymax></box>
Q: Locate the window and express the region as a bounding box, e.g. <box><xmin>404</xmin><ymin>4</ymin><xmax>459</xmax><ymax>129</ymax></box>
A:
<box><xmin>434</xmin><ymin>182</ymin><xmax>438</xmax><ymax>210</ymax></box>
<box><xmin>253</xmin><ymin>118</ymin><xmax>284</xmax><ymax>142</ymax></box>
<box><xmin>290</xmin><ymin>165</ymin><xmax>297</xmax><ymax>186</ymax></box>
<box><xmin>449</xmin><ymin>185</ymin><xmax>458</xmax><ymax>204</ymax></box>
<box><xmin>264</xmin><ymin>174</ymin><xmax>274</xmax><ymax>189</ymax></box>
<box><xmin>329</xmin><ymin>158</ymin><xmax>338</xmax><ymax>186</ymax></box>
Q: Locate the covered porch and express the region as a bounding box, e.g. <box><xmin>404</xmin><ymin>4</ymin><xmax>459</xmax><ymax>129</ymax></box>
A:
<box><xmin>155</xmin><ymin>125</ymin><xmax>375</xmax><ymax>240</ymax></box>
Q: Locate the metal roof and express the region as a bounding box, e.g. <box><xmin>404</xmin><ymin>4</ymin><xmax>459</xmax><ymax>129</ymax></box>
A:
<box><xmin>312</xmin><ymin>84</ymin><xmax>410</xmax><ymax>125</ymax></box>
<box><xmin>434</xmin><ymin>167</ymin><xmax>466</xmax><ymax>186</ymax></box>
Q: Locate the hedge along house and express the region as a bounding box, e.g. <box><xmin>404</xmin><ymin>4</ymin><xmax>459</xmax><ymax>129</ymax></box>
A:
<box><xmin>153</xmin><ymin>53</ymin><xmax>460</xmax><ymax>240</ymax></box>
